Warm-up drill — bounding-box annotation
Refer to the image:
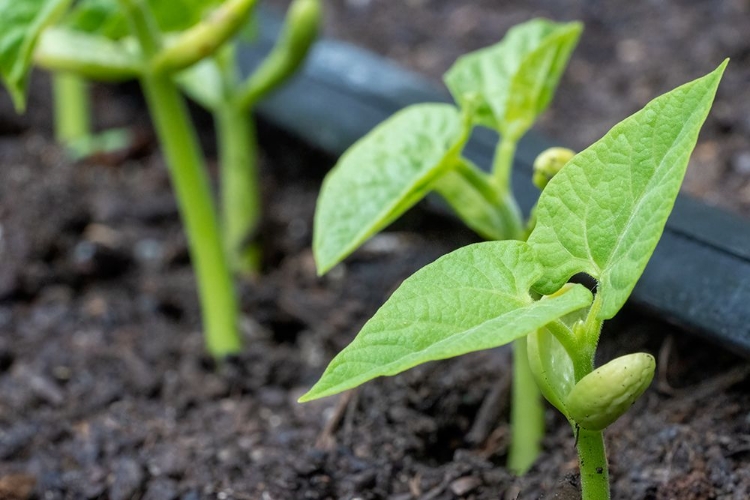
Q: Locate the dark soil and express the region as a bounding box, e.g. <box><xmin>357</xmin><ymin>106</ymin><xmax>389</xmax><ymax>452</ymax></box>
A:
<box><xmin>1</xmin><ymin>64</ymin><xmax>750</xmax><ymax>500</ymax></box>
<box><xmin>271</xmin><ymin>0</ymin><xmax>750</xmax><ymax>217</ymax></box>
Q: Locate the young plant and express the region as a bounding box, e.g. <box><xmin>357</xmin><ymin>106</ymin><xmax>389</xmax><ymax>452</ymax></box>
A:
<box><xmin>0</xmin><ymin>0</ymin><xmax>269</xmax><ymax>357</ymax></box>
<box><xmin>301</xmin><ymin>60</ymin><xmax>727</xmax><ymax>499</ymax></box>
<box><xmin>312</xmin><ymin>19</ymin><xmax>582</xmax><ymax>473</ymax></box>
<box><xmin>175</xmin><ymin>0</ymin><xmax>321</xmax><ymax>274</ymax></box>
<box><xmin>0</xmin><ymin>0</ymin><xmax>128</xmax><ymax>157</ymax></box>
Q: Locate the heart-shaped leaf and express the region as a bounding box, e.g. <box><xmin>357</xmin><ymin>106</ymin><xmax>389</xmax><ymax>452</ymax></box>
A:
<box><xmin>444</xmin><ymin>18</ymin><xmax>581</xmax><ymax>140</ymax></box>
<box><xmin>313</xmin><ymin>103</ymin><xmax>464</xmax><ymax>274</ymax></box>
<box><xmin>528</xmin><ymin>61</ymin><xmax>727</xmax><ymax>319</ymax></box>
<box><xmin>300</xmin><ymin>241</ymin><xmax>593</xmax><ymax>401</ymax></box>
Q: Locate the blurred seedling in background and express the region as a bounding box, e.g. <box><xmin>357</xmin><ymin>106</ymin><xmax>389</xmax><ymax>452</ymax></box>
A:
<box><xmin>303</xmin><ymin>25</ymin><xmax>726</xmax><ymax>495</ymax></box>
<box><xmin>0</xmin><ymin>0</ymin><xmax>320</xmax><ymax>356</ymax></box>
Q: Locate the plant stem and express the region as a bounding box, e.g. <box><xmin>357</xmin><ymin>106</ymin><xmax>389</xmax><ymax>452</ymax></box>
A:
<box><xmin>119</xmin><ymin>0</ymin><xmax>240</xmax><ymax>356</ymax></box>
<box><xmin>508</xmin><ymin>335</ymin><xmax>545</xmax><ymax>474</ymax></box>
<box><xmin>577</xmin><ymin>429</ymin><xmax>610</xmax><ymax>500</ymax></box>
<box><xmin>488</xmin><ymin>135</ymin><xmax>546</xmax><ymax>474</ymax></box>
<box><xmin>572</xmin><ymin>292</ymin><xmax>609</xmax><ymax>498</ymax></box>
<box><xmin>217</xmin><ymin>98</ymin><xmax>262</xmax><ymax>275</ymax></box>
<box><xmin>490</xmin><ymin>136</ymin><xmax>517</xmax><ymax>194</ymax></box>
<box><xmin>141</xmin><ymin>72</ymin><xmax>241</xmax><ymax>356</ymax></box>
<box><xmin>52</xmin><ymin>72</ymin><xmax>91</xmax><ymax>148</ymax></box>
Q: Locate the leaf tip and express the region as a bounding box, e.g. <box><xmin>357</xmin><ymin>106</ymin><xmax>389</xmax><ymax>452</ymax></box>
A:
<box><xmin>297</xmin><ymin>391</ymin><xmax>315</xmax><ymax>403</ymax></box>
<box><xmin>9</xmin><ymin>88</ymin><xmax>27</xmax><ymax>114</ymax></box>
<box><xmin>312</xmin><ymin>249</ymin><xmax>334</xmax><ymax>277</ymax></box>
<box><xmin>716</xmin><ymin>58</ymin><xmax>729</xmax><ymax>75</ymax></box>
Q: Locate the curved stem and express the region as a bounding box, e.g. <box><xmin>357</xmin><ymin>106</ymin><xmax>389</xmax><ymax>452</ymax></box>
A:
<box><xmin>508</xmin><ymin>336</ymin><xmax>545</xmax><ymax>474</ymax></box>
<box><xmin>236</xmin><ymin>0</ymin><xmax>320</xmax><ymax>109</ymax></box>
<box><xmin>151</xmin><ymin>0</ymin><xmax>258</xmax><ymax>74</ymax></box>
<box><xmin>490</xmin><ymin>136</ymin><xmax>517</xmax><ymax>195</ymax></box>
<box><xmin>577</xmin><ymin>429</ymin><xmax>610</xmax><ymax>500</ymax></box>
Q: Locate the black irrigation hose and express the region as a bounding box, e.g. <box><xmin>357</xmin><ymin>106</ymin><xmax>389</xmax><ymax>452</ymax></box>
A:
<box><xmin>242</xmin><ymin>8</ymin><xmax>750</xmax><ymax>355</ymax></box>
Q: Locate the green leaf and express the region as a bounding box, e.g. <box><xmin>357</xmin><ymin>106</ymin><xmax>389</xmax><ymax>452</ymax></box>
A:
<box><xmin>148</xmin><ymin>0</ymin><xmax>222</xmax><ymax>33</ymax></box>
<box><xmin>444</xmin><ymin>18</ymin><xmax>581</xmax><ymax>140</ymax></box>
<box><xmin>0</xmin><ymin>0</ymin><xmax>72</xmax><ymax>111</ymax></box>
<box><xmin>63</xmin><ymin>0</ymin><xmax>129</xmax><ymax>38</ymax></box>
<box><xmin>175</xmin><ymin>56</ymin><xmax>224</xmax><ymax>110</ymax></box>
<box><xmin>300</xmin><ymin>241</ymin><xmax>593</xmax><ymax>401</ymax></box>
<box><xmin>313</xmin><ymin>103</ymin><xmax>465</xmax><ymax>274</ymax></box>
<box><xmin>528</xmin><ymin>61</ymin><xmax>727</xmax><ymax>320</ymax></box>
<box><xmin>35</xmin><ymin>27</ymin><xmax>142</xmax><ymax>81</ymax></box>
<box><xmin>432</xmin><ymin>169</ymin><xmax>507</xmax><ymax>240</ymax></box>
<box><xmin>64</xmin><ymin>0</ymin><xmax>222</xmax><ymax>39</ymax></box>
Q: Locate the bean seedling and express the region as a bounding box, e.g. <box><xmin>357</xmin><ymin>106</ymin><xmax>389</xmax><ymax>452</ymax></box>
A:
<box><xmin>302</xmin><ymin>36</ymin><xmax>726</xmax><ymax>498</ymax></box>
<box><xmin>176</xmin><ymin>0</ymin><xmax>320</xmax><ymax>274</ymax></box>
<box><xmin>311</xmin><ymin>18</ymin><xmax>583</xmax><ymax>473</ymax></box>
<box><xmin>0</xmin><ymin>0</ymin><xmax>318</xmax><ymax>356</ymax></box>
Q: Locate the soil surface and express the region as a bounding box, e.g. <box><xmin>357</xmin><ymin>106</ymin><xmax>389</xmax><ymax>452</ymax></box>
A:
<box><xmin>271</xmin><ymin>0</ymin><xmax>750</xmax><ymax>217</ymax></box>
<box><xmin>1</xmin><ymin>69</ymin><xmax>750</xmax><ymax>500</ymax></box>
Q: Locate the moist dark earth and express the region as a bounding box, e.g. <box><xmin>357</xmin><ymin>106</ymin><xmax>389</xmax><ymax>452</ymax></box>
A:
<box><xmin>2</xmin><ymin>6</ymin><xmax>750</xmax><ymax>499</ymax></box>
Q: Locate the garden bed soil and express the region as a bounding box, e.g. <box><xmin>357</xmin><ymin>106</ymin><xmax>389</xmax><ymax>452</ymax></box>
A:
<box><xmin>270</xmin><ymin>0</ymin><xmax>750</xmax><ymax>218</ymax></box>
<box><xmin>1</xmin><ymin>75</ymin><xmax>750</xmax><ymax>499</ymax></box>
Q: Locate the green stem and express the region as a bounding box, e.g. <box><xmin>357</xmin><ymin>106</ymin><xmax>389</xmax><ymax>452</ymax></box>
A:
<box><xmin>119</xmin><ymin>0</ymin><xmax>240</xmax><ymax>356</ymax></box>
<box><xmin>490</xmin><ymin>136</ymin><xmax>517</xmax><ymax>194</ymax></box>
<box><xmin>117</xmin><ymin>0</ymin><xmax>161</xmax><ymax>57</ymax></box>
<box><xmin>487</xmin><ymin>135</ymin><xmax>525</xmax><ymax>239</ymax></box>
<box><xmin>508</xmin><ymin>336</ymin><xmax>545</xmax><ymax>474</ymax></box>
<box><xmin>151</xmin><ymin>0</ymin><xmax>258</xmax><ymax>74</ymax></box>
<box><xmin>488</xmin><ymin>135</ymin><xmax>544</xmax><ymax>474</ymax></box>
<box><xmin>577</xmin><ymin>429</ymin><xmax>610</xmax><ymax>500</ymax></box>
<box><xmin>236</xmin><ymin>0</ymin><xmax>320</xmax><ymax>109</ymax></box>
<box><xmin>52</xmin><ymin>72</ymin><xmax>91</xmax><ymax>147</ymax></box>
<box><xmin>141</xmin><ymin>72</ymin><xmax>241</xmax><ymax>356</ymax></box>
<box><xmin>450</xmin><ymin>138</ymin><xmax>542</xmax><ymax>475</ymax></box>
<box><xmin>570</xmin><ymin>292</ymin><xmax>609</xmax><ymax>498</ymax></box>
<box><xmin>217</xmin><ymin>98</ymin><xmax>262</xmax><ymax>275</ymax></box>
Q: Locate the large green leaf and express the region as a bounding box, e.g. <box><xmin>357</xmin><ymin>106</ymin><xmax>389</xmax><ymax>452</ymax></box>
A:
<box><xmin>313</xmin><ymin>103</ymin><xmax>464</xmax><ymax>274</ymax></box>
<box><xmin>0</xmin><ymin>0</ymin><xmax>72</xmax><ymax>111</ymax></box>
<box><xmin>300</xmin><ymin>241</ymin><xmax>593</xmax><ymax>401</ymax></box>
<box><xmin>444</xmin><ymin>18</ymin><xmax>581</xmax><ymax>140</ymax></box>
<box><xmin>528</xmin><ymin>61</ymin><xmax>727</xmax><ymax>320</ymax></box>
<box><xmin>63</xmin><ymin>0</ymin><xmax>128</xmax><ymax>38</ymax></box>
<box><xmin>64</xmin><ymin>0</ymin><xmax>222</xmax><ymax>38</ymax></box>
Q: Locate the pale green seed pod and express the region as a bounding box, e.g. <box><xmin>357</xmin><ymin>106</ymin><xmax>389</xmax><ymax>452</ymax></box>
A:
<box><xmin>532</xmin><ymin>147</ymin><xmax>575</xmax><ymax>189</ymax></box>
<box><xmin>565</xmin><ymin>353</ymin><xmax>655</xmax><ymax>431</ymax></box>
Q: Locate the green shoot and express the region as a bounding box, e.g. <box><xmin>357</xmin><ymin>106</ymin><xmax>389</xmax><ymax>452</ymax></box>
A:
<box><xmin>4</xmin><ymin>0</ymin><xmax>319</xmax><ymax>353</ymax></box>
<box><xmin>302</xmin><ymin>56</ymin><xmax>726</xmax><ymax>499</ymax></box>
<box><xmin>1</xmin><ymin>0</ymin><xmax>274</xmax><ymax>357</ymax></box>
<box><xmin>176</xmin><ymin>0</ymin><xmax>321</xmax><ymax>275</ymax></box>
<box><xmin>311</xmin><ymin>19</ymin><xmax>581</xmax><ymax>474</ymax></box>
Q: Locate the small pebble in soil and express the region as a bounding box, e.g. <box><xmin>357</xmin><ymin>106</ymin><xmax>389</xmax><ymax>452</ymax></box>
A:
<box><xmin>143</xmin><ymin>478</ymin><xmax>179</xmax><ymax>500</ymax></box>
<box><xmin>731</xmin><ymin>151</ymin><xmax>750</xmax><ymax>175</ymax></box>
<box><xmin>108</xmin><ymin>458</ymin><xmax>144</xmax><ymax>500</ymax></box>
<box><xmin>450</xmin><ymin>475</ymin><xmax>481</xmax><ymax>496</ymax></box>
<box><xmin>0</xmin><ymin>473</ymin><xmax>36</xmax><ymax>500</ymax></box>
